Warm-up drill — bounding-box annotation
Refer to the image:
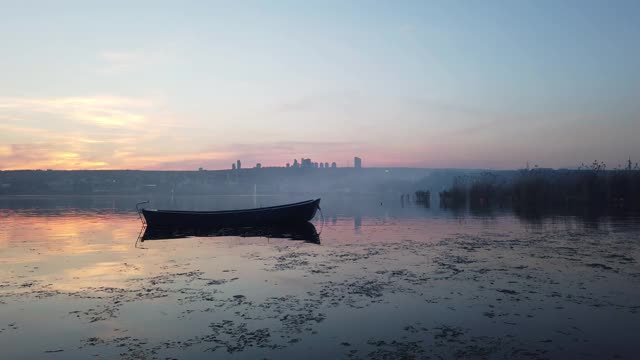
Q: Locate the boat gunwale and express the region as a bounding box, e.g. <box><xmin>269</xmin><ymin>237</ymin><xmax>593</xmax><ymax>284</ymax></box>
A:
<box><xmin>142</xmin><ymin>199</ymin><xmax>319</xmax><ymax>215</ymax></box>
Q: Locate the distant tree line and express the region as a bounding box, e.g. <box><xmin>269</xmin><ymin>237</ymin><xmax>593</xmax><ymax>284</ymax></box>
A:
<box><xmin>439</xmin><ymin>161</ymin><xmax>640</xmax><ymax>214</ymax></box>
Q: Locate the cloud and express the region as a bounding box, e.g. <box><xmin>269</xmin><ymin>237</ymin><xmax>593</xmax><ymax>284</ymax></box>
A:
<box><xmin>1</xmin><ymin>143</ymin><xmax>108</xmax><ymax>170</ymax></box>
<box><xmin>0</xmin><ymin>145</ymin><xmax>12</xmax><ymax>157</ymax></box>
<box><xmin>0</xmin><ymin>96</ymin><xmax>153</xmax><ymax>129</ymax></box>
<box><xmin>0</xmin><ymin>95</ymin><xmax>177</xmax><ymax>169</ymax></box>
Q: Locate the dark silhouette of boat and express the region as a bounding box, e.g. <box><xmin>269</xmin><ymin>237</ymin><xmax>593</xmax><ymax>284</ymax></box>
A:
<box><xmin>140</xmin><ymin>199</ymin><xmax>321</xmax><ymax>228</ymax></box>
<box><xmin>140</xmin><ymin>221</ymin><xmax>320</xmax><ymax>244</ymax></box>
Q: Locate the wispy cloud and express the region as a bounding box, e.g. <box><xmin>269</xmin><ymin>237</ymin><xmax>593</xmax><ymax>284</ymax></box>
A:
<box><xmin>0</xmin><ymin>94</ymin><xmax>241</xmax><ymax>170</ymax></box>
<box><xmin>2</xmin><ymin>143</ymin><xmax>109</xmax><ymax>170</ymax></box>
<box><xmin>0</xmin><ymin>96</ymin><xmax>153</xmax><ymax>129</ymax></box>
<box><xmin>0</xmin><ymin>95</ymin><xmax>173</xmax><ymax>169</ymax></box>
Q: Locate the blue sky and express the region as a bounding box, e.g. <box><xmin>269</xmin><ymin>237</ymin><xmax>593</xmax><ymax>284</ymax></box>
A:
<box><xmin>1</xmin><ymin>0</ymin><xmax>639</xmax><ymax>170</ymax></box>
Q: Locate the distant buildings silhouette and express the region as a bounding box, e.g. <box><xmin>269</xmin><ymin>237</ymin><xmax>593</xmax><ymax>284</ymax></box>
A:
<box><xmin>226</xmin><ymin>156</ymin><xmax>361</xmax><ymax>170</ymax></box>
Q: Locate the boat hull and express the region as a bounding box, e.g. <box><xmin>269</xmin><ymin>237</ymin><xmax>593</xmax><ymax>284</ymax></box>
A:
<box><xmin>141</xmin><ymin>199</ymin><xmax>320</xmax><ymax>228</ymax></box>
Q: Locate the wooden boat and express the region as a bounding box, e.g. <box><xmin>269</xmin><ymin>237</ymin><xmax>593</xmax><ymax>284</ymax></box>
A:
<box><xmin>140</xmin><ymin>222</ymin><xmax>320</xmax><ymax>244</ymax></box>
<box><xmin>140</xmin><ymin>199</ymin><xmax>320</xmax><ymax>228</ymax></box>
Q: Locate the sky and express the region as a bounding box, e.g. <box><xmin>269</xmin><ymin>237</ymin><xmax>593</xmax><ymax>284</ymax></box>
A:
<box><xmin>1</xmin><ymin>0</ymin><xmax>639</xmax><ymax>170</ymax></box>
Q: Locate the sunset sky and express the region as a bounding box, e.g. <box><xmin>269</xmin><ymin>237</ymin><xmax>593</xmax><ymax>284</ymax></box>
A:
<box><xmin>1</xmin><ymin>1</ymin><xmax>639</xmax><ymax>170</ymax></box>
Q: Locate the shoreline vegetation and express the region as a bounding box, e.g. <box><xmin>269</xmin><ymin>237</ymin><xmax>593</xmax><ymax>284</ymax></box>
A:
<box><xmin>439</xmin><ymin>161</ymin><xmax>640</xmax><ymax>214</ymax></box>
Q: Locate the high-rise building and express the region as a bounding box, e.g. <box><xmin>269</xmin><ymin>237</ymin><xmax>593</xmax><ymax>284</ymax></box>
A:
<box><xmin>325</xmin><ymin>162</ymin><xmax>329</xmax><ymax>168</ymax></box>
<box><xmin>232</xmin><ymin>163</ymin><xmax>236</xmax><ymax>170</ymax></box>
<box><xmin>236</xmin><ymin>160</ymin><xmax>242</xmax><ymax>170</ymax></box>
<box><xmin>331</xmin><ymin>162</ymin><xmax>337</xmax><ymax>168</ymax></box>
<box><xmin>293</xmin><ymin>159</ymin><xmax>299</xmax><ymax>168</ymax></box>
<box><xmin>354</xmin><ymin>157</ymin><xmax>362</xmax><ymax>169</ymax></box>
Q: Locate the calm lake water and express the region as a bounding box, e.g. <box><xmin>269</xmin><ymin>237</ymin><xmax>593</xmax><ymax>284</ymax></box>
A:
<box><xmin>1</xmin><ymin>194</ymin><xmax>640</xmax><ymax>359</ymax></box>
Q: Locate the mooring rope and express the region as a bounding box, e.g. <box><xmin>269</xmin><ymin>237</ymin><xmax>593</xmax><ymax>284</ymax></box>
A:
<box><xmin>317</xmin><ymin>205</ymin><xmax>325</xmax><ymax>235</ymax></box>
<box><xmin>135</xmin><ymin>201</ymin><xmax>149</xmax><ymax>225</ymax></box>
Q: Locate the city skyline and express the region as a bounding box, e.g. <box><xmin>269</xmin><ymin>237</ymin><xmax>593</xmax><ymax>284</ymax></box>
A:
<box><xmin>226</xmin><ymin>157</ymin><xmax>352</xmax><ymax>170</ymax></box>
<box><xmin>1</xmin><ymin>1</ymin><xmax>639</xmax><ymax>171</ymax></box>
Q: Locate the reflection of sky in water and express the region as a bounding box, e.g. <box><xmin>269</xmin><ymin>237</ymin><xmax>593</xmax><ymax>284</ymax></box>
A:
<box><xmin>1</xmin><ymin>196</ymin><xmax>640</xmax><ymax>359</ymax></box>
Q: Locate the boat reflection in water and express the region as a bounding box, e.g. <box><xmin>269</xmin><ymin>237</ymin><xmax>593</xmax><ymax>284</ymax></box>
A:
<box><xmin>140</xmin><ymin>221</ymin><xmax>320</xmax><ymax>244</ymax></box>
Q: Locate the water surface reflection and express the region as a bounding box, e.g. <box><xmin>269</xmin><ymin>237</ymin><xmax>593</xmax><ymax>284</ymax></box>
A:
<box><xmin>1</xmin><ymin>195</ymin><xmax>639</xmax><ymax>359</ymax></box>
<box><xmin>141</xmin><ymin>222</ymin><xmax>320</xmax><ymax>244</ymax></box>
